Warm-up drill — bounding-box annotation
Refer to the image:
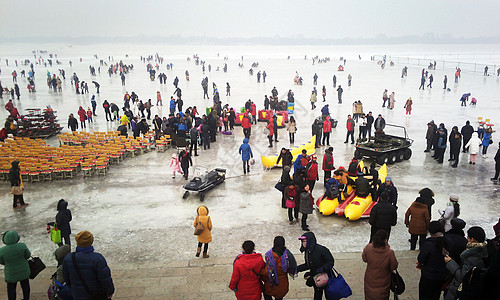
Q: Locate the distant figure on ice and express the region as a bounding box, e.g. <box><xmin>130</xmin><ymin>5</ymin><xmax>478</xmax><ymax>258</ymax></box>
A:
<box><xmin>348</xmin><ymin>74</ymin><xmax>352</xmax><ymax>86</ymax></box>
<box><xmin>337</xmin><ymin>85</ymin><xmax>343</xmax><ymax>103</ymax></box>
<box><xmin>419</xmin><ymin>76</ymin><xmax>426</xmax><ymax>90</ymax></box>
<box><xmin>226</xmin><ymin>82</ymin><xmax>231</xmax><ymax>96</ymax></box>
<box><xmin>443</xmin><ymin>75</ymin><xmax>447</xmax><ymax>89</ymax></box>
<box><xmin>460</xmin><ymin>93</ymin><xmax>470</xmax><ymax>106</ymax></box>
<box><xmin>484</xmin><ymin>65</ymin><xmax>489</xmax><ymax>76</ymax></box>
<box><xmin>332</xmin><ymin>74</ymin><xmax>337</xmax><ymax>87</ymax></box>
<box><xmin>313</xmin><ymin>73</ymin><xmax>318</xmax><ymax>85</ymax></box>
<box><xmin>427</xmin><ymin>74</ymin><xmax>433</xmax><ymax>88</ymax></box>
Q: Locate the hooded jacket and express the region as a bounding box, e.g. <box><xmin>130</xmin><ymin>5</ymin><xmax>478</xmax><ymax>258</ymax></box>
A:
<box><xmin>194</xmin><ymin>206</ymin><xmax>212</xmax><ymax>244</ymax></box>
<box><xmin>239</xmin><ymin>138</ymin><xmax>253</xmax><ymax>161</ymax></box>
<box><xmin>0</xmin><ymin>231</ymin><xmax>31</xmax><ymax>283</ymax></box>
<box><xmin>322</xmin><ymin>149</ymin><xmax>335</xmax><ymax>171</ymax></box>
<box><xmin>362</xmin><ymin>243</ymin><xmax>398</xmax><ymax>300</ymax></box>
<box><xmin>56</xmin><ymin>199</ymin><xmax>72</xmax><ymax>236</ymax></box>
<box><xmin>297</xmin><ymin>232</ymin><xmax>334</xmax><ymax>276</ymax></box>
<box><xmin>323</xmin><ymin>116</ymin><xmax>332</xmax><ymax>133</ymax></box>
<box><xmin>418</xmin><ymin>188</ymin><xmax>435</xmax><ymax>219</ymax></box>
<box><xmin>229</xmin><ymin>252</ymin><xmax>266</xmax><ymax>300</ymax></box>
<box><xmin>55</xmin><ymin>244</ymin><xmax>71</xmax><ymax>283</ymax></box>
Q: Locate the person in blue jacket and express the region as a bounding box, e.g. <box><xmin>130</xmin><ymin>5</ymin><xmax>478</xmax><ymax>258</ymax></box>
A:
<box><xmin>63</xmin><ymin>231</ymin><xmax>114</xmax><ymax>300</ymax></box>
<box><xmin>169</xmin><ymin>96</ymin><xmax>176</xmax><ymax>115</ymax></box>
<box><xmin>294</xmin><ymin>149</ymin><xmax>308</xmax><ymax>173</ymax></box>
<box><xmin>239</xmin><ymin>138</ymin><xmax>253</xmax><ymax>174</ymax></box>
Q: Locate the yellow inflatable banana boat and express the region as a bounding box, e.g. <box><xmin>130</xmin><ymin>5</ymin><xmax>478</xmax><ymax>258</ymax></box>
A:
<box><xmin>344</xmin><ymin>164</ymin><xmax>387</xmax><ymax>221</ymax></box>
<box><xmin>261</xmin><ymin>136</ymin><xmax>316</xmax><ymax>168</ymax></box>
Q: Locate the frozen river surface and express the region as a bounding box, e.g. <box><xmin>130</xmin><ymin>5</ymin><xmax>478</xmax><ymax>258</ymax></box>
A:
<box><xmin>0</xmin><ymin>43</ymin><xmax>499</xmax><ymax>266</ymax></box>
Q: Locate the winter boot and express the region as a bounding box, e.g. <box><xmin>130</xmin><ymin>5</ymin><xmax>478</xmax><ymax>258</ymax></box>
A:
<box><xmin>203</xmin><ymin>252</ymin><xmax>210</xmax><ymax>258</ymax></box>
<box><xmin>196</xmin><ymin>247</ymin><xmax>201</xmax><ymax>257</ymax></box>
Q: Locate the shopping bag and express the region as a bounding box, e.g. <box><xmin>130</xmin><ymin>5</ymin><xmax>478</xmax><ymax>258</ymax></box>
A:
<box><xmin>28</xmin><ymin>256</ymin><xmax>46</xmax><ymax>279</ymax></box>
<box><xmin>325</xmin><ymin>268</ymin><xmax>352</xmax><ymax>300</ymax></box>
<box><xmin>50</xmin><ymin>226</ymin><xmax>62</xmax><ymax>245</ymax></box>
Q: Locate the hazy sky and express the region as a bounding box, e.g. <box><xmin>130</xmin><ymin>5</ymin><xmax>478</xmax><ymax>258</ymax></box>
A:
<box><xmin>1</xmin><ymin>0</ymin><xmax>499</xmax><ymax>39</ymax></box>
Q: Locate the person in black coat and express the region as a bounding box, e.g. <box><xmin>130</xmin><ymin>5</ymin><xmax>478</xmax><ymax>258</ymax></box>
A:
<box><xmin>179</xmin><ymin>150</ymin><xmax>193</xmax><ymax>180</ymax></box>
<box><xmin>448</xmin><ymin>126</ymin><xmax>461</xmax><ymax>167</ymax></box>
<box><xmin>201</xmin><ymin>121</ymin><xmax>211</xmax><ymax>150</ymax></box>
<box><xmin>228</xmin><ymin>109</ymin><xmax>236</xmax><ymax>130</ymax></box>
<box><xmin>189</xmin><ymin>127</ymin><xmax>199</xmax><ymax>156</ymax></box>
<box><xmin>461</xmin><ymin>121</ymin><xmax>474</xmax><ymax>152</ymax></box>
<box><xmin>277</xmin><ymin>148</ymin><xmax>293</xmax><ymax>167</ymax></box>
<box><xmin>418</xmin><ymin>188</ymin><xmax>435</xmax><ymax>219</ymax></box>
<box><xmin>369</xmin><ymin>192</ymin><xmax>397</xmax><ymax>242</ymax></box>
<box><xmin>417</xmin><ymin>221</ymin><xmax>449</xmax><ymax>300</ymax></box>
<box><xmin>9</xmin><ymin>160</ymin><xmax>27</xmax><ymax>208</ymax></box>
<box><xmin>293</xmin><ymin>169</ymin><xmax>306</xmax><ymax>193</ymax></box>
<box><xmin>376</xmin><ymin>176</ymin><xmax>398</xmax><ymax>208</ymax></box>
<box><xmin>68</xmin><ymin>114</ymin><xmax>78</xmax><ymax>132</ymax></box>
<box><xmin>280</xmin><ymin>165</ymin><xmax>293</xmax><ymax>208</ymax></box>
<box><xmin>55</xmin><ymin>199</ymin><xmax>72</xmax><ymax>246</ymax></box>
<box><xmin>366</xmin><ymin>112</ymin><xmax>374</xmax><ymax>138</ymax></box>
<box><xmin>444</xmin><ymin>218</ymin><xmax>467</xmax><ymax>263</ymax></box>
<box><xmin>133</xmin><ymin>119</ymin><xmax>148</xmax><ymax>138</ymax></box>
<box><xmin>297</xmin><ymin>232</ymin><xmax>335</xmax><ymax>300</ymax></box>
<box><xmin>207</xmin><ymin>114</ymin><xmax>217</xmax><ymax>142</ymax></box>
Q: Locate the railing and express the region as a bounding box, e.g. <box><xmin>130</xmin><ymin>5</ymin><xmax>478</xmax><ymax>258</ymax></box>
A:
<box><xmin>372</xmin><ymin>55</ymin><xmax>499</xmax><ymax>74</ymax></box>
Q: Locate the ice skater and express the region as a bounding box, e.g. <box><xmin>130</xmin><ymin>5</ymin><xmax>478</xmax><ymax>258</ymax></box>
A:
<box><xmin>404</xmin><ymin>98</ymin><xmax>412</xmax><ymax>115</ymax></box>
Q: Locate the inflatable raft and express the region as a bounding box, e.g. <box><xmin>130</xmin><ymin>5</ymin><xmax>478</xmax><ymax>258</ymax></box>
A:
<box><xmin>261</xmin><ymin>136</ymin><xmax>316</xmax><ymax>168</ymax></box>
<box><xmin>343</xmin><ymin>164</ymin><xmax>387</xmax><ymax>221</ymax></box>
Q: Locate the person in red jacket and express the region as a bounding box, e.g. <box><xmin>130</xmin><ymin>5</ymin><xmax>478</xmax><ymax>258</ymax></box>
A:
<box><xmin>229</xmin><ymin>240</ymin><xmax>266</xmax><ymax>300</ymax></box>
<box><xmin>250</xmin><ymin>102</ymin><xmax>257</xmax><ymax>125</ymax></box>
<box><xmin>306</xmin><ymin>155</ymin><xmax>319</xmax><ymax>191</ymax></box>
<box><xmin>5</xmin><ymin>100</ymin><xmax>14</xmax><ymax>113</ymax></box>
<box><xmin>9</xmin><ymin>107</ymin><xmax>20</xmax><ymax>120</ymax></box>
<box><xmin>322</xmin><ymin>147</ymin><xmax>335</xmax><ymax>184</ymax></box>
<box><xmin>344</xmin><ymin>114</ymin><xmax>355</xmax><ymax>144</ymax></box>
<box><xmin>242</xmin><ymin>112</ymin><xmax>252</xmax><ymax>139</ymax></box>
<box><xmin>322</xmin><ymin>116</ymin><xmax>332</xmax><ymax>146</ymax></box>
<box><xmin>77</xmin><ymin>106</ymin><xmax>87</xmax><ymax>129</ymax></box>
<box><xmin>266</xmin><ymin>119</ymin><xmax>274</xmax><ymax>147</ymax></box>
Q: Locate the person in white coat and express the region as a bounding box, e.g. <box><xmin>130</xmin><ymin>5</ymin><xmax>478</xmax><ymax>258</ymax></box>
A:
<box><xmin>465</xmin><ymin>133</ymin><xmax>481</xmax><ymax>164</ymax></box>
<box><xmin>438</xmin><ymin>194</ymin><xmax>460</xmax><ymax>232</ymax></box>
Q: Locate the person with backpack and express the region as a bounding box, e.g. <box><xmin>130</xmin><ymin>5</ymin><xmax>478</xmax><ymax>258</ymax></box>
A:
<box><xmin>194</xmin><ymin>205</ymin><xmax>212</xmax><ymax>258</ymax></box>
<box><xmin>259</xmin><ymin>236</ymin><xmax>297</xmax><ymax>300</ymax></box>
<box><xmin>297</xmin><ymin>232</ymin><xmax>335</xmax><ymax>299</ymax></box>
<box><xmin>229</xmin><ymin>240</ymin><xmax>266</xmax><ymax>299</ymax></box>
<box><xmin>62</xmin><ymin>231</ymin><xmax>115</xmax><ymax>300</ymax></box>
<box><xmin>444</xmin><ymin>226</ymin><xmax>488</xmax><ymax>300</ymax></box>
<box><xmin>0</xmin><ymin>231</ymin><xmax>32</xmax><ymax>300</ymax></box>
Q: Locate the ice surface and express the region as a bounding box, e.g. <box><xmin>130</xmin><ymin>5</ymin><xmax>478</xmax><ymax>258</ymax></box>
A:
<box><xmin>0</xmin><ymin>43</ymin><xmax>499</xmax><ymax>266</ymax></box>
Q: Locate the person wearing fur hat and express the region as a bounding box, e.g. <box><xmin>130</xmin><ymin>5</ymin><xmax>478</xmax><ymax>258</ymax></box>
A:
<box><xmin>444</xmin><ymin>226</ymin><xmax>488</xmax><ymax>300</ymax></box>
<box><xmin>0</xmin><ymin>231</ymin><xmax>31</xmax><ymax>300</ymax></box>
<box><xmin>438</xmin><ymin>194</ymin><xmax>460</xmax><ymax>232</ymax></box>
<box><xmin>194</xmin><ymin>205</ymin><xmax>212</xmax><ymax>258</ymax></box>
<box><xmin>417</xmin><ymin>221</ymin><xmax>449</xmax><ymax>300</ymax></box>
<box><xmin>63</xmin><ymin>231</ymin><xmax>115</xmax><ymax>300</ymax></box>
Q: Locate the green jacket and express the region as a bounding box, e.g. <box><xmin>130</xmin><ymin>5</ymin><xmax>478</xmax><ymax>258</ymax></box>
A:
<box><xmin>0</xmin><ymin>231</ymin><xmax>31</xmax><ymax>283</ymax></box>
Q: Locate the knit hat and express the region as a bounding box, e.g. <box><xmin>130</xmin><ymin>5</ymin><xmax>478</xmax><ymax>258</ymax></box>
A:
<box><xmin>385</xmin><ymin>176</ymin><xmax>392</xmax><ymax>182</ymax></box>
<box><xmin>75</xmin><ymin>231</ymin><xmax>94</xmax><ymax>247</ymax></box>
<box><xmin>467</xmin><ymin>226</ymin><xmax>486</xmax><ymax>243</ymax></box>
<box><xmin>451</xmin><ymin>218</ymin><xmax>466</xmax><ymax>230</ymax></box>
<box><xmin>428</xmin><ymin>221</ymin><xmax>444</xmax><ymax>234</ymax></box>
<box><xmin>449</xmin><ymin>194</ymin><xmax>459</xmax><ymax>202</ymax></box>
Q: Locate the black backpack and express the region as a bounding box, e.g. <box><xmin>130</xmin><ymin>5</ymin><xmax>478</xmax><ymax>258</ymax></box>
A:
<box><xmin>457</xmin><ymin>267</ymin><xmax>487</xmax><ymax>300</ymax></box>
